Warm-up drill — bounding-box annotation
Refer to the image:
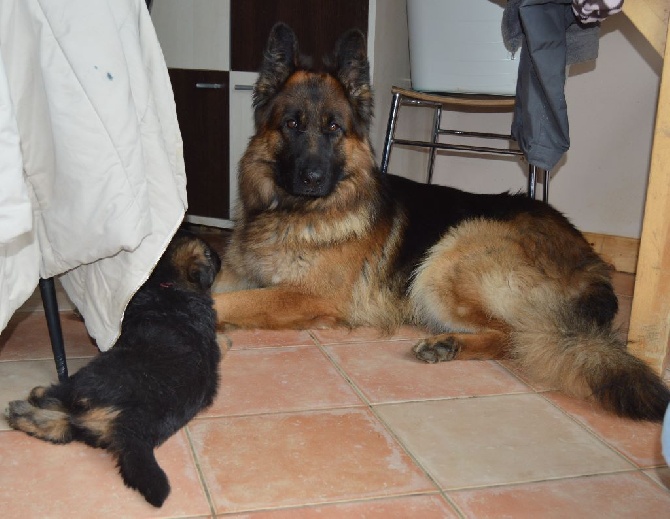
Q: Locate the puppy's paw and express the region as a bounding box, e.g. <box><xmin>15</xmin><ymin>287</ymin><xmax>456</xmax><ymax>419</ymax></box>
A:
<box><xmin>27</xmin><ymin>386</ymin><xmax>66</xmax><ymax>411</ymax></box>
<box><xmin>5</xmin><ymin>400</ymin><xmax>32</xmax><ymax>421</ymax></box>
<box><xmin>5</xmin><ymin>399</ymin><xmax>72</xmax><ymax>443</ymax></box>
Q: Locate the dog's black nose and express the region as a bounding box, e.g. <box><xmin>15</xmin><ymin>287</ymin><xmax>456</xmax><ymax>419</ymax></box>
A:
<box><xmin>300</xmin><ymin>169</ymin><xmax>324</xmax><ymax>186</ymax></box>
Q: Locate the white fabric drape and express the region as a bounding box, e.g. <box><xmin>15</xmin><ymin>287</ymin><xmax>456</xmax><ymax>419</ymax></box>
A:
<box><xmin>0</xmin><ymin>0</ymin><xmax>187</xmax><ymax>350</ymax></box>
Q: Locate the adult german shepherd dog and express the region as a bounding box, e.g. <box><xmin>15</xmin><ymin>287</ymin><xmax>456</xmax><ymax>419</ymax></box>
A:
<box><xmin>213</xmin><ymin>23</ymin><xmax>670</xmax><ymax>421</ymax></box>
<box><xmin>6</xmin><ymin>230</ymin><xmax>222</xmax><ymax>507</ymax></box>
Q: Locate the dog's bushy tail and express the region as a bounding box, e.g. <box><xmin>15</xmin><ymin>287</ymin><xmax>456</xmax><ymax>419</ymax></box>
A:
<box><xmin>115</xmin><ymin>439</ymin><xmax>170</xmax><ymax>507</ymax></box>
<box><xmin>509</xmin><ymin>291</ymin><xmax>670</xmax><ymax>422</ymax></box>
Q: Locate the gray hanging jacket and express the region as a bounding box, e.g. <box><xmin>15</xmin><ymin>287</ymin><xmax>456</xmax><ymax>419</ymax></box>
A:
<box><xmin>502</xmin><ymin>0</ymin><xmax>600</xmax><ymax>171</ymax></box>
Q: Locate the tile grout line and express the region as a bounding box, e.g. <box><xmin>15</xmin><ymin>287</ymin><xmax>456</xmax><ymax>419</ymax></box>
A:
<box><xmin>308</xmin><ymin>331</ymin><xmax>668</xmax><ymax>509</ymax></box>
<box><xmin>307</xmin><ymin>331</ymin><xmax>377</xmax><ymax>406</ymax></box>
<box><xmin>192</xmin><ymin>403</ymin><xmax>368</xmax><ymax>422</ymax></box>
<box><xmin>535</xmin><ymin>390</ymin><xmax>653</xmax><ymax>471</ymax></box>
<box><xmin>639</xmin><ymin>467</ymin><xmax>670</xmax><ymax>494</ymax></box>
<box><xmin>494</xmin><ymin>359</ymin><xmax>665</xmax><ymax>473</ymax></box>
<box><xmin>367</xmin><ymin>402</ymin><xmax>469</xmax><ymax>519</ymax></box>
<box><xmin>308</xmin><ymin>330</ymin><xmax>468</xmax><ymax>519</ymax></box>
<box><xmin>493</xmin><ymin>359</ymin><xmax>541</xmax><ymax>390</ymax></box>
<box><xmin>441</xmin><ymin>467</ymin><xmax>655</xmax><ymax>493</ymax></box>
<box><xmin>183</xmin><ymin>425</ymin><xmax>218</xmax><ymax>518</ymax></box>
<box><xmin>209</xmin><ymin>492</ymin><xmax>451</xmax><ymax>517</ymax></box>
<box><xmin>0</xmin><ymin>355</ymin><xmax>96</xmax><ymax>364</ymax></box>
<box><xmin>499</xmin><ymin>356</ymin><xmax>668</xmax><ymax>477</ymax></box>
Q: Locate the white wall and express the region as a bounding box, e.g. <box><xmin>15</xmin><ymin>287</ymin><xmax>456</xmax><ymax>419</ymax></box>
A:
<box><xmin>560</xmin><ymin>16</ymin><xmax>661</xmax><ymax>238</ymax></box>
<box><xmin>380</xmin><ymin>13</ymin><xmax>661</xmax><ymax>239</ymax></box>
<box><xmin>368</xmin><ymin>0</ymin><xmax>412</xmax><ymax>161</ymax></box>
<box><xmin>151</xmin><ymin>0</ymin><xmax>230</xmax><ymax>70</ymax></box>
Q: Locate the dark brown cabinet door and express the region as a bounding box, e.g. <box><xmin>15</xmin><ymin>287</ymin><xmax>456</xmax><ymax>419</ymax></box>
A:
<box><xmin>231</xmin><ymin>0</ymin><xmax>369</xmax><ymax>72</ymax></box>
<box><xmin>168</xmin><ymin>69</ymin><xmax>230</xmax><ymax>220</ymax></box>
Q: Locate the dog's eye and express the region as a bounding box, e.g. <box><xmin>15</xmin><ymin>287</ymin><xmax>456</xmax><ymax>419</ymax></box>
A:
<box><xmin>327</xmin><ymin>122</ymin><xmax>340</xmax><ymax>132</ymax></box>
<box><xmin>286</xmin><ymin>119</ymin><xmax>297</xmax><ymax>129</ymax></box>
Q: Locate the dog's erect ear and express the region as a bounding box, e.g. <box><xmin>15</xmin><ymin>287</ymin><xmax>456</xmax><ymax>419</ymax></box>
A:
<box><xmin>253</xmin><ymin>23</ymin><xmax>299</xmax><ymax>114</ymax></box>
<box><xmin>334</xmin><ymin>29</ymin><xmax>373</xmax><ymax>133</ymax></box>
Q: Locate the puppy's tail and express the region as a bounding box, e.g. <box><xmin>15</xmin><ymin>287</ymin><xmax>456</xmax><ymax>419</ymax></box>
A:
<box><xmin>510</xmin><ymin>300</ymin><xmax>670</xmax><ymax>422</ymax></box>
<box><xmin>116</xmin><ymin>439</ymin><xmax>170</xmax><ymax>507</ymax></box>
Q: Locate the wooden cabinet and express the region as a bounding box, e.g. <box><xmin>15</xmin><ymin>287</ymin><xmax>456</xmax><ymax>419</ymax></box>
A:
<box><xmin>230</xmin><ymin>0</ymin><xmax>369</xmax><ymax>72</ymax></box>
<box><xmin>168</xmin><ymin>69</ymin><xmax>230</xmax><ymax>220</ymax></box>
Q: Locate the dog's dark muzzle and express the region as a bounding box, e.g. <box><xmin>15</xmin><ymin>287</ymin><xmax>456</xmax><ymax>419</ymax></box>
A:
<box><xmin>288</xmin><ymin>163</ymin><xmax>336</xmax><ymax>197</ymax></box>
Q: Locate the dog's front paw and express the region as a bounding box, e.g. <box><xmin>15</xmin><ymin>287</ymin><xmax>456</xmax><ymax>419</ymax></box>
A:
<box><xmin>412</xmin><ymin>336</ymin><xmax>460</xmax><ymax>363</ymax></box>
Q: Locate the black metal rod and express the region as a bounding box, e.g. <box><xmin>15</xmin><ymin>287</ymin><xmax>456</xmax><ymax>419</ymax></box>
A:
<box><xmin>543</xmin><ymin>168</ymin><xmax>550</xmax><ymax>202</ymax></box>
<box><xmin>393</xmin><ymin>138</ymin><xmax>524</xmax><ymax>157</ymax></box>
<box><xmin>380</xmin><ymin>92</ymin><xmax>402</xmax><ymax>174</ymax></box>
<box><xmin>400</xmin><ymin>99</ymin><xmax>442</xmax><ymax>108</ymax></box>
<box><xmin>38</xmin><ymin>277</ymin><xmax>69</xmax><ymax>382</ymax></box>
<box><xmin>528</xmin><ymin>164</ymin><xmax>537</xmax><ymax>199</ymax></box>
<box><xmin>438</xmin><ymin>129</ymin><xmax>514</xmax><ymax>140</ymax></box>
<box><xmin>427</xmin><ymin>105</ymin><xmax>443</xmax><ymax>184</ymax></box>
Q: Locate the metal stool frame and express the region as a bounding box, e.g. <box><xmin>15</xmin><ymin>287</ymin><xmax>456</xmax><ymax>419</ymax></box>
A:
<box><xmin>380</xmin><ymin>86</ymin><xmax>549</xmax><ymax>202</ymax></box>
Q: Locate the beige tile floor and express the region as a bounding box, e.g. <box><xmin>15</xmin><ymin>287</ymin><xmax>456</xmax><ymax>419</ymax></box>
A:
<box><xmin>1</xmin><ymin>265</ymin><xmax>669</xmax><ymax>517</ymax></box>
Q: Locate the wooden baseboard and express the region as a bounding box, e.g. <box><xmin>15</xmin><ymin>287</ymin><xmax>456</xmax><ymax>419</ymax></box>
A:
<box><xmin>582</xmin><ymin>232</ymin><xmax>640</xmax><ymax>274</ymax></box>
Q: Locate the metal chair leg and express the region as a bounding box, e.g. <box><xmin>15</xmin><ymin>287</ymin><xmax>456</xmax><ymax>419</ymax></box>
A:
<box><xmin>527</xmin><ymin>164</ymin><xmax>537</xmax><ymax>199</ymax></box>
<box><xmin>527</xmin><ymin>165</ymin><xmax>550</xmax><ymax>203</ymax></box>
<box><xmin>426</xmin><ymin>104</ymin><xmax>442</xmax><ymax>184</ymax></box>
<box><xmin>542</xmin><ymin>168</ymin><xmax>550</xmax><ymax>203</ymax></box>
<box><xmin>380</xmin><ymin>92</ymin><xmax>402</xmax><ymax>175</ymax></box>
<box><xmin>39</xmin><ymin>277</ymin><xmax>69</xmax><ymax>382</ymax></box>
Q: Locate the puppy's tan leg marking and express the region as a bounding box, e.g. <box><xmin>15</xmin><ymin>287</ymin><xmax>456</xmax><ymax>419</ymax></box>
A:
<box><xmin>73</xmin><ymin>406</ymin><xmax>120</xmax><ymax>446</ymax></box>
<box><xmin>213</xmin><ymin>287</ymin><xmax>343</xmax><ymax>330</ymax></box>
<box><xmin>413</xmin><ymin>330</ymin><xmax>508</xmax><ymax>363</ymax></box>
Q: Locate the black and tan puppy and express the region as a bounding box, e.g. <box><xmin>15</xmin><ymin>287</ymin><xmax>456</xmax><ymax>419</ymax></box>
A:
<box><xmin>5</xmin><ymin>229</ymin><xmax>221</xmax><ymax>507</ymax></box>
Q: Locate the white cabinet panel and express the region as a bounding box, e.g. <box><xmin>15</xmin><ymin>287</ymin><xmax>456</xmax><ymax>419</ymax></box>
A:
<box><xmin>228</xmin><ymin>71</ymin><xmax>258</xmax><ymax>217</ymax></box>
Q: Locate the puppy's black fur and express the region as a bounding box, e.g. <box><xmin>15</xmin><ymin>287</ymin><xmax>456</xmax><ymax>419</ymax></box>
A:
<box><xmin>5</xmin><ymin>229</ymin><xmax>222</xmax><ymax>507</ymax></box>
